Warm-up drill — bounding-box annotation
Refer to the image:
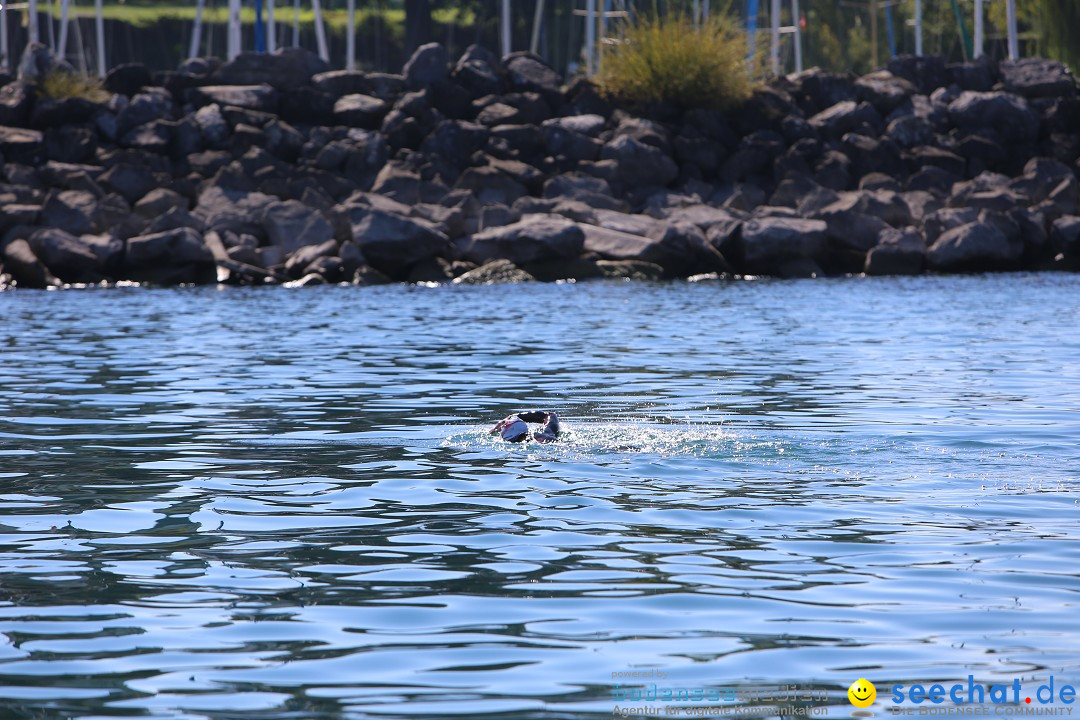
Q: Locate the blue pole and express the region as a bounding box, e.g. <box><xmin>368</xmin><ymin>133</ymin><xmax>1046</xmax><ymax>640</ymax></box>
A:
<box><xmin>746</xmin><ymin>0</ymin><xmax>759</xmax><ymax>59</ymax></box>
<box><xmin>884</xmin><ymin>2</ymin><xmax>897</xmax><ymax>58</ymax></box>
<box><xmin>255</xmin><ymin>0</ymin><xmax>266</xmax><ymax>52</ymax></box>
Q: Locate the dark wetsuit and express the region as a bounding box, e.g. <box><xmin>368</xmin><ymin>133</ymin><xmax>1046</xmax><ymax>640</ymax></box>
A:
<box><xmin>490</xmin><ymin>411</ymin><xmax>562</xmax><ymax>443</ymax></box>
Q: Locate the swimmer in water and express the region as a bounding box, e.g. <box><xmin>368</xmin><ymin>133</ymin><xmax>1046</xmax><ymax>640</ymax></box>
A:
<box><xmin>490</xmin><ymin>411</ymin><xmax>561</xmax><ymax>443</ymax></box>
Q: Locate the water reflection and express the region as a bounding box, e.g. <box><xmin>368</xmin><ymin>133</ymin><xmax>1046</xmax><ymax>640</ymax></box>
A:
<box><xmin>0</xmin><ymin>275</ymin><xmax>1078</xmax><ymax>718</ymax></box>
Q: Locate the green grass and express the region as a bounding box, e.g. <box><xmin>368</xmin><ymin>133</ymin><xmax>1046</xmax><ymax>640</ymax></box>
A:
<box><xmin>61</xmin><ymin>4</ymin><xmax>473</xmax><ymax>32</ymax></box>
<box><xmin>37</xmin><ymin>69</ymin><xmax>110</xmax><ymax>101</ymax></box>
<box><xmin>597</xmin><ymin>10</ymin><xmax>757</xmax><ymax>111</ymax></box>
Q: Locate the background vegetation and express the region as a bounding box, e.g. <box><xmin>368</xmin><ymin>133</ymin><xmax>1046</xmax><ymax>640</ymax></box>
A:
<box><xmin>0</xmin><ymin>0</ymin><xmax>1074</xmax><ymax>77</ymax></box>
<box><xmin>596</xmin><ymin>10</ymin><xmax>753</xmax><ymax>111</ymax></box>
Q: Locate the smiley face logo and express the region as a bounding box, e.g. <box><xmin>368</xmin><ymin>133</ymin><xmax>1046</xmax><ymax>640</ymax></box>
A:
<box><xmin>848</xmin><ymin>678</ymin><xmax>877</xmax><ymax>709</ymax></box>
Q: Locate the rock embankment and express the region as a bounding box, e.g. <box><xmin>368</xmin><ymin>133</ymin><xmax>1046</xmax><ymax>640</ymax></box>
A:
<box><xmin>1</xmin><ymin>43</ymin><xmax>1078</xmax><ymax>288</ymax></box>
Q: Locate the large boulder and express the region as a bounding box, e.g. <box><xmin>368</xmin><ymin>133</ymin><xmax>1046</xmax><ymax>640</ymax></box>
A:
<box><xmin>403</xmin><ymin>42</ymin><xmax>449</xmax><ymax>90</ymax></box>
<box><xmin>504</xmin><ymin>52</ymin><xmax>562</xmax><ymax>98</ymax></box>
<box><xmin>999</xmin><ymin>58</ymin><xmax>1076</xmax><ymax>99</ymax></box>
<box><xmin>41</xmin><ymin>190</ymin><xmax>129</xmax><ymax>235</ymax></box>
<box><xmin>947</xmin><ymin>91</ymin><xmax>1040</xmax><ymax>144</ymax></box>
<box><xmin>260</xmin><ymin>200</ymin><xmax>334</xmax><ymax>254</ymax></box>
<box><xmin>194</xmin><ymin>186</ymin><xmax>276</xmax><ymax>236</ymax></box>
<box><xmin>333</xmin><ymin>94</ymin><xmax>388</xmax><ymax>129</ymax></box>
<box><xmin>123</xmin><ymin>227</ymin><xmax>216</xmax><ymax>283</ymax></box>
<box><xmin>728</xmin><ymin>217</ymin><xmax>828</xmax><ymax>275</ymax></box>
<box><xmin>135</xmin><ymin>188</ymin><xmax>188</xmax><ymax>218</ymax></box>
<box><xmin>854</xmin><ymin>71</ymin><xmax>917</xmax><ymax>114</ymax></box>
<box><xmin>580</xmin><ymin>221</ymin><xmax>726</xmax><ymax>277</ymax></box>
<box><xmin>213</xmin><ymin>47</ymin><xmax>329</xmax><ymax>90</ymax></box>
<box><xmin>864</xmin><ymin>226</ymin><xmax>926</xmax><ymax>276</ymax></box>
<box><xmin>99</xmin><ymin>164</ymin><xmax>158</xmax><ymax>204</ymax></box>
<box><xmin>459</xmin><ymin>215</ymin><xmax>583</xmax><ymax>266</ymax></box>
<box><xmin>453</xmin><ymin>44</ymin><xmax>504</xmax><ymax>98</ymax></box>
<box><xmin>600</xmin><ymin>134</ymin><xmax>678</xmax><ymax>189</ymax></box>
<box><xmin>27</xmin><ymin>227</ymin><xmax>105</xmax><ymax>283</ymax></box>
<box><xmin>347</xmin><ymin>206</ymin><xmax>449</xmax><ymax>278</ymax></box>
<box><xmin>926</xmin><ymin>220</ymin><xmax>1022</xmax><ymax>272</ymax></box>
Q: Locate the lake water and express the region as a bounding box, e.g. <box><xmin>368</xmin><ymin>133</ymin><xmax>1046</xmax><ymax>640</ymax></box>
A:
<box><xmin>0</xmin><ymin>274</ymin><xmax>1078</xmax><ymax>720</ymax></box>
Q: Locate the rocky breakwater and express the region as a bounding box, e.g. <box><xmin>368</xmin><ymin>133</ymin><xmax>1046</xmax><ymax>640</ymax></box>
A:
<box><xmin>1</xmin><ymin>43</ymin><xmax>1079</xmax><ymax>289</ymax></box>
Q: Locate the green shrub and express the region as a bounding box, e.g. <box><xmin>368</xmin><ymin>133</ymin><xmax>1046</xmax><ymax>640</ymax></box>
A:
<box><xmin>37</xmin><ymin>69</ymin><xmax>109</xmax><ymax>103</ymax></box>
<box><xmin>597</xmin><ymin>10</ymin><xmax>754</xmax><ymax>112</ymax></box>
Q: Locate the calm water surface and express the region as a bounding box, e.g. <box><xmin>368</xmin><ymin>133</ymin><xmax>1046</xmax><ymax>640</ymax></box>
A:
<box><xmin>0</xmin><ymin>275</ymin><xmax>1078</xmax><ymax>719</ymax></box>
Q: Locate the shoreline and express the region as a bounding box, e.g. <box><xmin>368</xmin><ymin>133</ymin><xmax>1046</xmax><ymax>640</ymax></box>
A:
<box><xmin>1</xmin><ymin>43</ymin><xmax>1078</xmax><ymax>290</ymax></box>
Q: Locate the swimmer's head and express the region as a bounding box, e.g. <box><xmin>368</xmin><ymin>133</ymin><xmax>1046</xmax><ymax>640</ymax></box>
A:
<box><xmin>499</xmin><ymin>418</ymin><xmax>529</xmax><ymax>442</ymax></box>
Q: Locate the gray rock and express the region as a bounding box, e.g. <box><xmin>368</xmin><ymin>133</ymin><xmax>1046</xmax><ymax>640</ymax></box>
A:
<box><xmin>214</xmin><ymin>47</ymin><xmax>329</xmax><ymax>90</ymax></box>
<box><xmin>0</xmin><ymin>82</ymin><xmax>33</xmax><ymax>127</ymax></box>
<box><xmin>865</xmin><ymin>226</ymin><xmax>926</xmax><ymax>275</ymax></box>
<box><xmin>194</xmin><ymin>186</ymin><xmax>276</xmax><ymax>237</ymax></box>
<box><xmin>347</xmin><ymin>206</ymin><xmax>449</xmax><ymax>277</ymax></box>
<box><xmin>28</xmin><ymin>227</ymin><xmax>104</xmax><ymax>282</ymax></box>
<box><xmin>191</xmin><ymin>85</ymin><xmax>279</xmax><ymax>113</ymax></box>
<box><xmin>1050</xmin><ymin>215</ymin><xmax>1080</xmax><ymax>257</ymax></box>
<box><xmin>403</xmin><ymin>43</ymin><xmax>449</xmax><ymax>90</ymax></box>
<box><xmin>135</xmin><ymin>188</ymin><xmax>188</xmax><ymax>218</ymax></box>
<box><xmin>596</xmin><ymin>259</ymin><xmax>664</xmax><ymax>280</ymax></box>
<box><xmin>41</xmin><ymin>190</ymin><xmax>129</xmax><ymax>235</ymax></box>
<box><xmin>455</xmin><ymin>164</ymin><xmax>529</xmax><ymax>207</ymax></box>
<box><xmin>312</xmin><ymin>69</ymin><xmax>372</xmax><ymax>98</ymax></box>
<box><xmin>80</xmin><ymin>232</ymin><xmax>125</xmax><ymax>273</ymax></box>
<box><xmin>947</xmin><ymin>91</ymin><xmax>1039</xmax><ymax>144</ymax></box>
<box><xmin>479</xmin><ymin>204</ymin><xmax>521</xmax><ymax>231</ymax></box>
<box><xmin>600</xmin><ymin>134</ymin><xmax>677</xmax><ymax>188</ymax></box>
<box><xmin>2</xmin><ymin>237</ymin><xmax>59</xmax><ymax>288</ymax></box>
<box><xmin>854</xmin><ymin>71</ymin><xmax>917</xmax><ymax>114</ymax></box>
<box><xmin>333</xmin><ymin>94</ymin><xmax>388</xmax><ymax>128</ymax></box>
<box><xmin>453</xmin><ymin>259</ymin><xmax>536</xmax><ymax>284</ymax></box>
<box><xmin>1000</xmin><ymin>58</ymin><xmax>1076</xmax><ymax>99</ymax></box>
<box><xmin>0</xmin><ymin>125</ymin><xmax>43</xmax><ymax>164</ymax></box>
<box><xmin>285</xmin><ymin>239</ymin><xmax>338</xmax><ymax>278</ymax></box>
<box><xmin>193</xmin><ymin>104</ymin><xmax>229</xmax><ymax>146</ymax></box>
<box><xmin>543</xmin><ymin>114</ymin><xmax>605</xmax><ymax>137</ymax></box>
<box><xmin>459</xmin><ymin>214</ymin><xmax>583</xmax><ymax>266</ymax></box>
<box><xmin>132</xmin><ymin>231</ymin><xmax>216</xmax><ymax>280</ymax></box>
<box><xmin>504</xmin><ymin>53</ymin><xmax>562</xmax><ymax>97</ymax></box>
<box><xmin>116</xmin><ymin>89</ymin><xmax>174</xmax><ymax>136</ymax></box>
<box><xmin>542</xmin><ymin>121</ymin><xmax>602</xmax><ymax>163</ymax></box>
<box><xmin>1010</xmin><ymin>157</ymin><xmax>1076</xmax><ymax>204</ymax></box>
<box><xmin>815</xmin><ymin>202</ymin><xmax>891</xmax><ymax>253</ymax></box>
<box><xmin>927</xmin><ymin>221</ymin><xmax>1022</xmax><ymax>272</ymax></box>
<box><xmin>260</xmin><ymin>200</ymin><xmax>335</xmax><ymax>254</ymax></box>
<box><xmin>808</xmin><ymin>100</ymin><xmax>882</xmax><ymax>137</ymax></box>
<box><xmin>924</xmin><ymin>207</ymin><xmax>980</xmax><ymax>244</ymax></box>
<box><xmin>120</xmin><ymin>120</ymin><xmax>173</xmax><ymax>153</ymax></box>
<box><xmin>100</xmin><ymin>164</ymin><xmax>158</xmax><ymax>204</ymax></box>
<box><xmin>733</xmin><ymin>217</ymin><xmax>828</xmax><ymax>275</ymax></box>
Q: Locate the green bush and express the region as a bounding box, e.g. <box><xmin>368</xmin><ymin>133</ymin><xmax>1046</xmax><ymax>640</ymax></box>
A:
<box><xmin>37</xmin><ymin>70</ymin><xmax>109</xmax><ymax>103</ymax></box>
<box><xmin>597</xmin><ymin>10</ymin><xmax>754</xmax><ymax>111</ymax></box>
